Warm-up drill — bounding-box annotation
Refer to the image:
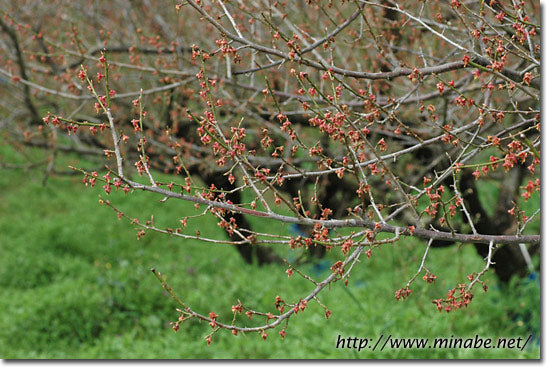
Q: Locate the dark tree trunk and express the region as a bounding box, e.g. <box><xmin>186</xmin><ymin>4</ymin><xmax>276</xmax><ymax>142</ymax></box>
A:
<box><xmin>200</xmin><ymin>169</ymin><xmax>283</xmax><ymax>265</ymax></box>
<box><xmin>459</xmin><ymin>167</ymin><xmax>538</xmax><ymax>282</ymax></box>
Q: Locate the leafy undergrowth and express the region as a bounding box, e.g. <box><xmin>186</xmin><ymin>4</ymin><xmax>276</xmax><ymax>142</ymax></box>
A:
<box><xmin>0</xmin><ymin>144</ymin><xmax>540</xmax><ymax>359</ymax></box>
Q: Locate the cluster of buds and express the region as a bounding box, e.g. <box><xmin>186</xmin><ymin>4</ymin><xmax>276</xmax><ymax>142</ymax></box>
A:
<box><xmin>432</xmin><ymin>281</ymin><xmax>477</xmax><ymax>313</ymax></box>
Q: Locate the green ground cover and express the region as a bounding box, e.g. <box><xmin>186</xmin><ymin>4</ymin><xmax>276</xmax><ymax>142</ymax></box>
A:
<box><xmin>0</xmin><ymin>142</ymin><xmax>540</xmax><ymax>359</ymax></box>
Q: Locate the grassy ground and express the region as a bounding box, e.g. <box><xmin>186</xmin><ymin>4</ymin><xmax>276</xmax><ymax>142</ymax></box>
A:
<box><xmin>0</xmin><ymin>142</ymin><xmax>540</xmax><ymax>359</ymax></box>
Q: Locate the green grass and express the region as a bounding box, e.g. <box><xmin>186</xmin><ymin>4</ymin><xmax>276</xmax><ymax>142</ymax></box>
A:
<box><xmin>0</xmin><ymin>142</ymin><xmax>540</xmax><ymax>359</ymax></box>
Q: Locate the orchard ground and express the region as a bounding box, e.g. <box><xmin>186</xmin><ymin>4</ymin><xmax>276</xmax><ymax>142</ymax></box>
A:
<box><xmin>0</xmin><ymin>141</ymin><xmax>540</xmax><ymax>359</ymax></box>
